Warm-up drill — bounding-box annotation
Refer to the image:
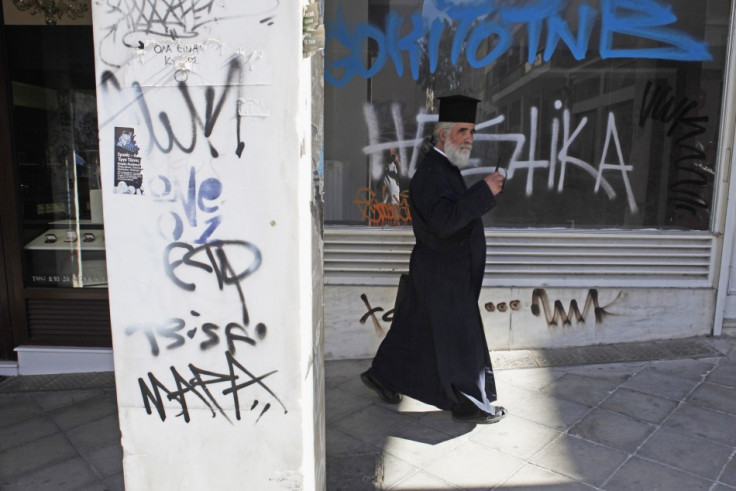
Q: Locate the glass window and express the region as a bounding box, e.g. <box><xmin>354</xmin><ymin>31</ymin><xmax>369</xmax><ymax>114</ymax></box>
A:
<box><xmin>6</xmin><ymin>26</ymin><xmax>106</xmax><ymax>288</ymax></box>
<box><xmin>324</xmin><ymin>0</ymin><xmax>732</xmax><ymax>230</ymax></box>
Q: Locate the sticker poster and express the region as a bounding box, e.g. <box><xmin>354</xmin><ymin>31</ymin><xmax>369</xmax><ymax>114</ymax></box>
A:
<box><xmin>114</xmin><ymin>127</ymin><xmax>143</xmax><ymax>194</ymax></box>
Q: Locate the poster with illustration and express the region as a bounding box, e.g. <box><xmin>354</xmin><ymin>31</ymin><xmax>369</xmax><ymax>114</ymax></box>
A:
<box><xmin>114</xmin><ymin>127</ymin><xmax>143</xmax><ymax>194</ymax></box>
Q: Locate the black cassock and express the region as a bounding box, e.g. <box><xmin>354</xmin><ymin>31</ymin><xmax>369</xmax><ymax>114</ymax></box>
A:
<box><xmin>370</xmin><ymin>148</ymin><xmax>498</xmax><ymax>413</ymax></box>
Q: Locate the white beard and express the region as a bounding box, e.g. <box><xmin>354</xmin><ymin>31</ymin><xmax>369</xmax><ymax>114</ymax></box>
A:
<box><xmin>445</xmin><ymin>140</ymin><xmax>472</xmax><ymax>169</ymax></box>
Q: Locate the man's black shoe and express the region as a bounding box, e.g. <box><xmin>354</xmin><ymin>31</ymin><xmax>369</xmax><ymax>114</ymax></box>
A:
<box><xmin>451</xmin><ymin>405</ymin><xmax>506</xmax><ymax>424</ymax></box>
<box><xmin>360</xmin><ymin>370</ymin><xmax>402</xmax><ymax>404</ymax></box>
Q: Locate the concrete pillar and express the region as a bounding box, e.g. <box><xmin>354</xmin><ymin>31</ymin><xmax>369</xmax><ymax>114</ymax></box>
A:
<box><xmin>89</xmin><ymin>1</ymin><xmax>325</xmax><ymax>489</ymax></box>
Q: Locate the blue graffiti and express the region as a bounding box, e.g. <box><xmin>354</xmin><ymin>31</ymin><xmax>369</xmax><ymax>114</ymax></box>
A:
<box><xmin>326</xmin><ymin>0</ymin><xmax>712</xmax><ymax>87</ymax></box>
<box><xmin>151</xmin><ymin>167</ymin><xmax>223</xmax><ymax>244</ymax></box>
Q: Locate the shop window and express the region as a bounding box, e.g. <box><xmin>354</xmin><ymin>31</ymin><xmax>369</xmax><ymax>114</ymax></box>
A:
<box><xmin>6</xmin><ymin>26</ymin><xmax>106</xmax><ymax>288</ymax></box>
<box><xmin>324</xmin><ymin>0</ymin><xmax>732</xmax><ymax>230</ymax></box>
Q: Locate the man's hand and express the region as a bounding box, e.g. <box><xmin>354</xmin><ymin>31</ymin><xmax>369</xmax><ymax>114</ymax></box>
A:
<box><xmin>484</xmin><ymin>172</ymin><xmax>505</xmax><ymax>196</ymax></box>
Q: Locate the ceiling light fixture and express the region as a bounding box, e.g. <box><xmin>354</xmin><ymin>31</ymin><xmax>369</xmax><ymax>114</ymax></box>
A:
<box><xmin>12</xmin><ymin>0</ymin><xmax>89</xmax><ymax>26</ymax></box>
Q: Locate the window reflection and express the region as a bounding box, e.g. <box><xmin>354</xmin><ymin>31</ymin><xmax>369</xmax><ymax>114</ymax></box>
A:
<box><xmin>324</xmin><ymin>0</ymin><xmax>731</xmax><ymax>230</ymax></box>
<box><xmin>7</xmin><ymin>26</ymin><xmax>106</xmax><ymax>287</ymax></box>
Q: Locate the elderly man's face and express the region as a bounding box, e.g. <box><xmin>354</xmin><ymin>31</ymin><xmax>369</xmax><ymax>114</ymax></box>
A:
<box><xmin>441</xmin><ymin>122</ymin><xmax>475</xmax><ymax>168</ymax></box>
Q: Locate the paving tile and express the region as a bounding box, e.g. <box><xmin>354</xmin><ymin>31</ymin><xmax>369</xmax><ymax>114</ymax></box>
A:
<box><xmin>531</xmin><ymin>348</ymin><xmax>587</xmax><ymax>367</ymax></box>
<box><xmin>0</xmin><ymin>339</ymin><xmax>734</xmax><ymax>491</ymax></box>
<box><xmin>380</xmin><ymin>419</ymin><xmax>466</xmax><ymax>468</ymax></box>
<box><xmin>721</xmin><ymin>457</ymin><xmax>736</xmax><ymax>488</ymax></box>
<box><xmin>512</xmin><ymin>392</ymin><xmax>591</xmax><ymax>431</ymax></box>
<box><xmin>555</xmin><ymin>361</ymin><xmax>642</xmax><ymax>383</ymax></box>
<box><xmin>647</xmin><ymin>357</ymin><xmax>718</xmax><ymax>382</ymax></box>
<box><xmin>82</xmin><ymin>440</ymin><xmax>123</xmax><ymax>478</ymax></box>
<box><xmin>0</xmin><ymin>415</ymin><xmax>60</xmax><ymax>453</ymax></box>
<box><xmin>0</xmin><ymin>375</ymin><xmax>60</xmax><ymax>393</ymax></box>
<box><xmin>326</xmin><ymin>452</ymin><xmax>381</xmax><ymax>491</ymax></box>
<box><xmin>637</xmin><ymin>427</ymin><xmax>733</xmax><ymax>480</ymax></box>
<box><xmin>688</xmin><ymin>382</ymin><xmax>736</xmax><ymax>415</ymax></box>
<box><xmin>492</xmin><ymin>350</ymin><xmax>537</xmax><ymax>370</ymax></box>
<box><xmin>379</xmin><ymin>452</ymin><xmax>421</xmax><ymax>489</ymax></box>
<box><xmin>0</xmin><ymin>392</ymin><xmax>35</xmax><ymax>411</ymax></box>
<box><xmin>529</xmin><ymin>434</ymin><xmax>628</xmax><ymax>487</ymax></box>
<box><xmin>569</xmin><ymin>408</ymin><xmax>656</xmax><ymax>453</ymax></box>
<box><xmin>103</xmin><ymin>473</ymin><xmax>126</xmax><ymax>491</ymax></box>
<box><xmin>500</xmin><ymin>463</ymin><xmax>598</xmax><ymax>490</ymax></box>
<box><xmin>74</xmin><ymin>483</ymin><xmax>109</xmax><ymax>491</ymax></box>
<box><xmin>574</xmin><ymin>344</ymin><xmax>633</xmax><ymax>365</ymax></box>
<box><xmin>0</xmin><ymin>433</ymin><xmax>78</xmax><ymax>478</ymax></box>
<box><xmin>39</xmin><ymin>373</ymin><xmax>105</xmax><ymax>391</ymax></box>
<box><xmin>326</xmin><ymin>427</ymin><xmax>378</xmax><ymax>456</ymax></box>
<box><xmin>600</xmin><ymin>387</ymin><xmax>679</xmax><ymax>424</ymax></box>
<box><xmin>0</xmin><ymin>394</ymin><xmax>44</xmax><ymax>428</ymax></box>
<box><xmin>469</xmin><ymin>414</ymin><xmax>561</xmax><ymax>460</ymax></box>
<box><xmin>611</xmin><ymin>342</ymin><xmax>670</xmax><ymax>361</ymax></box>
<box><xmin>604</xmin><ymin>456</ymin><xmax>712</xmax><ymax>490</ymax></box>
<box><xmin>324</xmin><ymin>359</ymin><xmax>370</xmax><ymax>389</ymax></box>
<box><xmin>88</xmin><ymin>372</ymin><xmax>117</xmax><ymax>389</ymax></box>
<box><xmin>654</xmin><ymin>338</ymin><xmax>722</xmax><ymax>359</ymax></box>
<box><xmin>49</xmin><ymin>395</ymin><xmax>119</xmax><ymax>431</ymax></box>
<box><xmin>422</xmin><ymin>440</ymin><xmax>525</xmax><ymax>489</ymax></box>
<box><xmin>393</xmin><ymin>396</ymin><xmax>442</xmax><ymax>417</ymax></box>
<box><xmin>31</xmin><ymin>389</ymin><xmax>107</xmax><ymax>412</ymax></box>
<box><xmin>663</xmin><ymin>403</ymin><xmax>736</xmax><ymax>446</ymax></box>
<box><xmin>495</xmin><ymin>383</ymin><xmax>538</xmax><ymax>410</ymax></box>
<box><xmin>702</xmin><ymin>336</ymin><xmax>736</xmax><ymax>356</ymax></box>
<box><xmin>332</xmin><ymin>404</ymin><xmax>412</xmax><ymax>445</ymax></box>
<box><xmin>496</xmin><ymin>367</ymin><xmax>564</xmax><ymax>392</ymax></box>
<box><xmin>0</xmin><ymin>457</ymin><xmax>101</xmax><ymax>491</ymax></box>
<box><xmin>66</xmin><ymin>413</ymin><xmax>121</xmax><ymax>452</ymax></box>
<box><xmin>340</xmin><ymin>372</ymin><xmax>400</xmax><ymax>404</ymax></box>
<box><xmin>417</xmin><ymin>410</ymin><xmax>478</xmax><ymax>438</ymax></box>
<box><xmin>539</xmin><ymin>373</ymin><xmax>620</xmax><ymax>407</ymax></box>
<box><xmin>622</xmin><ymin>368</ymin><xmax>698</xmax><ymax>401</ymax></box>
<box><xmin>326</xmin><ymin>386</ymin><xmax>372</xmax><ymax>421</ymax></box>
<box><xmin>707</xmin><ymin>363</ymin><xmax>736</xmax><ymax>388</ymax></box>
<box><xmin>723</xmin><ymin>346</ymin><xmax>736</xmax><ymax>365</ymax></box>
<box><xmin>387</xmin><ymin>469</ymin><xmax>461</xmax><ymax>490</ymax></box>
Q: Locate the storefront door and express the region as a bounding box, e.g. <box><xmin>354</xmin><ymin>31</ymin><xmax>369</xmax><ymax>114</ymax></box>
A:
<box><xmin>0</xmin><ymin>3</ymin><xmax>111</xmax><ymax>361</ymax></box>
<box><xmin>0</xmin><ymin>229</ymin><xmax>14</xmax><ymax>360</ymax></box>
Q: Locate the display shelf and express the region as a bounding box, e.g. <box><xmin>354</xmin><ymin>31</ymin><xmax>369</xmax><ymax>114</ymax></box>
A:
<box><xmin>24</xmin><ymin>229</ymin><xmax>105</xmax><ymax>251</ymax></box>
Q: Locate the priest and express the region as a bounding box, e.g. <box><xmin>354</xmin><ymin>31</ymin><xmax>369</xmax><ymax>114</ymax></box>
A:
<box><xmin>361</xmin><ymin>95</ymin><xmax>507</xmax><ymax>424</ymax></box>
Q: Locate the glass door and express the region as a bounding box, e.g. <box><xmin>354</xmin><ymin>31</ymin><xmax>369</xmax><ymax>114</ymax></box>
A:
<box><xmin>6</xmin><ymin>25</ymin><xmax>106</xmax><ymax>290</ymax></box>
<box><xmin>0</xmin><ymin>17</ymin><xmax>111</xmax><ymax>350</ymax></box>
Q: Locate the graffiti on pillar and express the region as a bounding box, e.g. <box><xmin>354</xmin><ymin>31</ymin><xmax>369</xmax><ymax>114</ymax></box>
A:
<box><xmin>99</xmin><ymin>58</ymin><xmax>248</xmax><ymax>159</ymax></box>
<box><xmin>99</xmin><ymin>54</ymin><xmax>287</xmax><ymax>425</ymax></box>
<box><xmin>96</xmin><ymin>0</ymin><xmax>280</xmax><ymax>69</ymax></box>
<box><xmin>118</xmin><ymin>166</ymin><xmax>285</xmax><ymax>423</ymax></box>
<box><xmin>125</xmin><ymin>240</ymin><xmax>266</xmax><ymax>356</ymax></box>
<box><xmin>149</xmin><ymin>166</ymin><xmax>224</xmax><ymax>244</ymax></box>
<box><xmin>138</xmin><ymin>351</ymin><xmax>287</xmax><ymax>424</ymax></box>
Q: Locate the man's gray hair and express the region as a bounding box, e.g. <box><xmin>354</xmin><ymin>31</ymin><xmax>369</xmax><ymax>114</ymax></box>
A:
<box><xmin>434</xmin><ymin>121</ymin><xmax>454</xmax><ymax>139</ymax></box>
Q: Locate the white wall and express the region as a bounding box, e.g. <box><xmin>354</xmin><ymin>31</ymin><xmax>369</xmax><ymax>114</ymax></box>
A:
<box><xmin>325</xmin><ymin>285</ymin><xmax>714</xmax><ymax>360</ymax></box>
<box><xmin>90</xmin><ymin>1</ymin><xmax>323</xmax><ymax>489</ymax></box>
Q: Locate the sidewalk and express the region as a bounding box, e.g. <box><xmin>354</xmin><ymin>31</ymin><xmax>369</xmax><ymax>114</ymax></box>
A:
<box><xmin>1</xmin><ymin>335</ymin><xmax>736</xmax><ymax>490</ymax></box>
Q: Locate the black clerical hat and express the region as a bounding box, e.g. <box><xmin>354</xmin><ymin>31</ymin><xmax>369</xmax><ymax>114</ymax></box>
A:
<box><xmin>438</xmin><ymin>95</ymin><xmax>480</xmax><ymax>123</ymax></box>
